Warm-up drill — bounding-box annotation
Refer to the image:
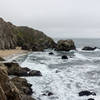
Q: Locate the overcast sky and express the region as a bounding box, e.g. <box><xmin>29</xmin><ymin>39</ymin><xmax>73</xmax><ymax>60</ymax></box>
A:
<box><xmin>0</xmin><ymin>0</ymin><xmax>100</xmax><ymax>38</ymax></box>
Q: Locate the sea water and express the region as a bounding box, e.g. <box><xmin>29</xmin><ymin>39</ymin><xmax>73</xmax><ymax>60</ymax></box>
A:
<box><xmin>12</xmin><ymin>38</ymin><xmax>100</xmax><ymax>100</ymax></box>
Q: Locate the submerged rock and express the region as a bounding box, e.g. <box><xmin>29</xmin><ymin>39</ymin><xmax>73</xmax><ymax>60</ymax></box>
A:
<box><xmin>79</xmin><ymin>90</ymin><xmax>96</xmax><ymax>96</ymax></box>
<box><xmin>29</xmin><ymin>70</ymin><xmax>42</xmax><ymax>76</ymax></box>
<box><xmin>49</xmin><ymin>52</ymin><xmax>54</xmax><ymax>55</ymax></box>
<box><xmin>62</xmin><ymin>55</ymin><xmax>68</xmax><ymax>59</ymax></box>
<box><xmin>56</xmin><ymin>40</ymin><xmax>76</xmax><ymax>51</ymax></box>
<box><xmin>42</xmin><ymin>91</ymin><xmax>53</xmax><ymax>96</ymax></box>
<box><xmin>82</xmin><ymin>46</ymin><xmax>97</xmax><ymax>51</ymax></box>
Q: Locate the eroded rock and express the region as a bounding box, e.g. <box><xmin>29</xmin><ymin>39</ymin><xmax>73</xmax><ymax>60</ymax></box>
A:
<box><xmin>11</xmin><ymin>77</ymin><xmax>33</xmax><ymax>95</ymax></box>
<box><xmin>56</xmin><ymin>40</ymin><xmax>76</xmax><ymax>51</ymax></box>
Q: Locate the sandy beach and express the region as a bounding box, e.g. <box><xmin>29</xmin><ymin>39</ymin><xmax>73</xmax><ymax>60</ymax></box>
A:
<box><xmin>0</xmin><ymin>48</ymin><xmax>28</xmax><ymax>58</ymax></box>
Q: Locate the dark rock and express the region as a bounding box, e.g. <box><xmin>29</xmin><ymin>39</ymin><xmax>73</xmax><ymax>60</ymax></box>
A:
<box><xmin>32</xmin><ymin>45</ymin><xmax>44</xmax><ymax>51</ymax></box>
<box><xmin>22</xmin><ymin>44</ymin><xmax>31</xmax><ymax>50</ymax></box>
<box><xmin>79</xmin><ymin>90</ymin><xmax>96</xmax><ymax>96</ymax></box>
<box><xmin>82</xmin><ymin>46</ymin><xmax>97</xmax><ymax>51</ymax></box>
<box><xmin>21</xmin><ymin>95</ymin><xmax>35</xmax><ymax>100</ymax></box>
<box><xmin>56</xmin><ymin>40</ymin><xmax>76</xmax><ymax>51</ymax></box>
<box><xmin>55</xmin><ymin>70</ymin><xmax>60</xmax><ymax>73</ymax></box>
<box><xmin>22</xmin><ymin>67</ymin><xmax>31</xmax><ymax>72</ymax></box>
<box><xmin>49</xmin><ymin>52</ymin><xmax>54</xmax><ymax>55</ymax></box>
<box><xmin>42</xmin><ymin>91</ymin><xmax>53</xmax><ymax>96</ymax></box>
<box><xmin>29</xmin><ymin>70</ymin><xmax>42</xmax><ymax>76</ymax></box>
<box><xmin>0</xmin><ymin>57</ymin><xmax>5</xmax><ymax>61</ymax></box>
<box><xmin>62</xmin><ymin>55</ymin><xmax>68</xmax><ymax>59</ymax></box>
<box><xmin>88</xmin><ymin>98</ymin><xmax>95</xmax><ymax>100</ymax></box>
<box><xmin>4</xmin><ymin>62</ymin><xmax>29</xmax><ymax>76</ymax></box>
<box><xmin>11</xmin><ymin>77</ymin><xmax>33</xmax><ymax>95</ymax></box>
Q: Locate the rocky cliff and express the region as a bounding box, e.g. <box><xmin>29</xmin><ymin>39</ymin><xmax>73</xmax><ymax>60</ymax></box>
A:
<box><xmin>0</xmin><ymin>63</ymin><xmax>35</xmax><ymax>100</ymax></box>
<box><xmin>0</xmin><ymin>18</ymin><xmax>56</xmax><ymax>50</ymax></box>
<box><xmin>0</xmin><ymin>18</ymin><xmax>17</xmax><ymax>49</ymax></box>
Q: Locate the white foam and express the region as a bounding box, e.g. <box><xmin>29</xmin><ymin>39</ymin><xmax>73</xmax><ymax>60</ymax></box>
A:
<box><xmin>74</xmin><ymin>52</ymin><xmax>88</xmax><ymax>60</ymax></box>
<box><xmin>14</xmin><ymin>51</ymin><xmax>100</xmax><ymax>100</ymax></box>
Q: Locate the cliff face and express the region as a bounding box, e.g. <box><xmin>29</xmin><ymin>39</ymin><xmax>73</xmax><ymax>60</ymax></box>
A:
<box><xmin>0</xmin><ymin>63</ymin><xmax>35</xmax><ymax>100</ymax></box>
<box><xmin>0</xmin><ymin>18</ymin><xmax>17</xmax><ymax>49</ymax></box>
<box><xmin>0</xmin><ymin>18</ymin><xmax>56</xmax><ymax>50</ymax></box>
<box><xmin>0</xmin><ymin>66</ymin><xmax>21</xmax><ymax>100</ymax></box>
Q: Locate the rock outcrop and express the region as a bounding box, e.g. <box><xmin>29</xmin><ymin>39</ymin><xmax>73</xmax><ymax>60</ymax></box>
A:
<box><xmin>0</xmin><ymin>17</ymin><xmax>56</xmax><ymax>51</ymax></box>
<box><xmin>0</xmin><ymin>18</ymin><xmax>17</xmax><ymax>49</ymax></box>
<box><xmin>0</xmin><ymin>64</ymin><xmax>35</xmax><ymax>100</ymax></box>
<box><xmin>0</xmin><ymin>67</ymin><xmax>21</xmax><ymax>100</ymax></box>
<box><xmin>16</xmin><ymin>26</ymin><xmax>56</xmax><ymax>51</ymax></box>
<box><xmin>4</xmin><ymin>62</ymin><xmax>29</xmax><ymax>76</ymax></box>
<box><xmin>56</xmin><ymin>40</ymin><xmax>76</xmax><ymax>51</ymax></box>
<box><xmin>11</xmin><ymin>77</ymin><xmax>33</xmax><ymax>95</ymax></box>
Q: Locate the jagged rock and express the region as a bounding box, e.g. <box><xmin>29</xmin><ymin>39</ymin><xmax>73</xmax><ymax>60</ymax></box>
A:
<box><xmin>56</xmin><ymin>40</ymin><xmax>76</xmax><ymax>51</ymax></box>
<box><xmin>11</xmin><ymin>77</ymin><xmax>33</xmax><ymax>95</ymax></box>
<box><xmin>0</xmin><ymin>18</ymin><xmax>17</xmax><ymax>49</ymax></box>
<box><xmin>29</xmin><ymin>70</ymin><xmax>42</xmax><ymax>76</ymax></box>
<box><xmin>0</xmin><ymin>67</ymin><xmax>22</xmax><ymax>100</ymax></box>
<box><xmin>82</xmin><ymin>46</ymin><xmax>97</xmax><ymax>51</ymax></box>
<box><xmin>4</xmin><ymin>62</ymin><xmax>29</xmax><ymax>76</ymax></box>
<box><xmin>62</xmin><ymin>55</ymin><xmax>68</xmax><ymax>59</ymax></box>
<box><xmin>0</xmin><ymin>57</ymin><xmax>5</xmax><ymax>61</ymax></box>
<box><xmin>79</xmin><ymin>90</ymin><xmax>96</xmax><ymax>96</ymax></box>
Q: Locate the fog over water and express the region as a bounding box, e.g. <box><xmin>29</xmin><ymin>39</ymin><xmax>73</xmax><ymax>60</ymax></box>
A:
<box><xmin>0</xmin><ymin>0</ymin><xmax>100</xmax><ymax>38</ymax></box>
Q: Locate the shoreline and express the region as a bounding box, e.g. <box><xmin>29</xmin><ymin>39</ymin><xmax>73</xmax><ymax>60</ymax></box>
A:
<box><xmin>0</xmin><ymin>49</ymin><xmax>28</xmax><ymax>60</ymax></box>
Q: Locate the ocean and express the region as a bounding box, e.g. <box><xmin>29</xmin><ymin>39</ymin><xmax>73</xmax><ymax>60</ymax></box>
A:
<box><xmin>10</xmin><ymin>38</ymin><xmax>100</xmax><ymax>100</ymax></box>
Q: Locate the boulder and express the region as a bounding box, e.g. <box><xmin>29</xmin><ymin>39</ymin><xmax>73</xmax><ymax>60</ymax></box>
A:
<box><xmin>49</xmin><ymin>52</ymin><xmax>54</xmax><ymax>55</ymax></box>
<box><xmin>62</xmin><ymin>55</ymin><xmax>68</xmax><ymax>59</ymax></box>
<box><xmin>29</xmin><ymin>70</ymin><xmax>42</xmax><ymax>76</ymax></box>
<box><xmin>79</xmin><ymin>90</ymin><xmax>96</xmax><ymax>96</ymax></box>
<box><xmin>11</xmin><ymin>77</ymin><xmax>33</xmax><ymax>95</ymax></box>
<box><xmin>82</xmin><ymin>46</ymin><xmax>97</xmax><ymax>51</ymax></box>
<box><xmin>4</xmin><ymin>62</ymin><xmax>29</xmax><ymax>76</ymax></box>
<box><xmin>56</xmin><ymin>40</ymin><xmax>76</xmax><ymax>51</ymax></box>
